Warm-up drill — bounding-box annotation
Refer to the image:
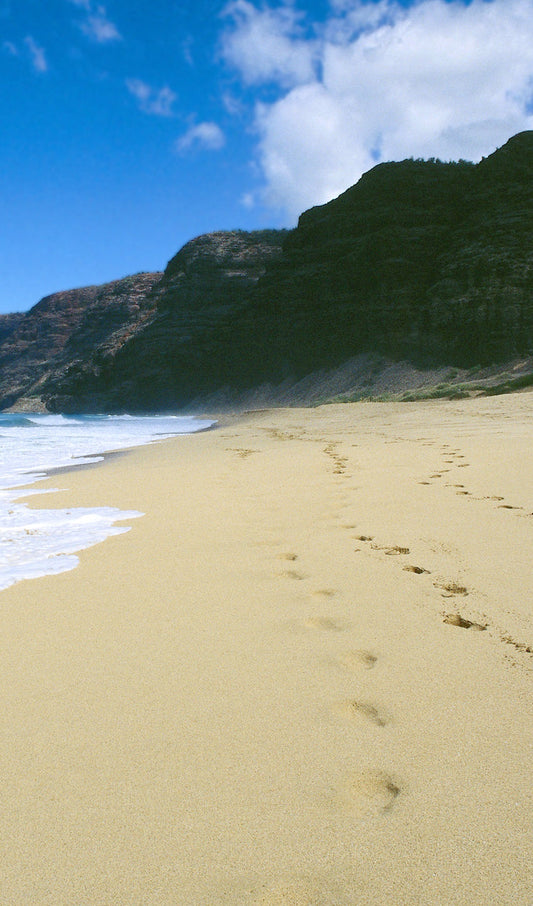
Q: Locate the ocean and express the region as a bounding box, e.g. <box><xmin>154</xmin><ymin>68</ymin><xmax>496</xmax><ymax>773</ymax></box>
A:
<box><xmin>0</xmin><ymin>412</ymin><xmax>214</xmax><ymax>591</ymax></box>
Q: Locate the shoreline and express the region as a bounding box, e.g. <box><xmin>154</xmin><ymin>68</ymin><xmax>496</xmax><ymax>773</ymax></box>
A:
<box><xmin>1</xmin><ymin>397</ymin><xmax>532</xmax><ymax>904</ymax></box>
<box><xmin>1</xmin><ymin>414</ymin><xmax>216</xmax><ymax>592</ymax></box>
<box><xmin>15</xmin><ymin>412</ymin><xmax>221</xmax><ymax>486</ymax></box>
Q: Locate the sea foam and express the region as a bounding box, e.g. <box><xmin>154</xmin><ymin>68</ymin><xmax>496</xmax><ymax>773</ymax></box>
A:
<box><xmin>0</xmin><ymin>413</ymin><xmax>213</xmax><ymax>591</ymax></box>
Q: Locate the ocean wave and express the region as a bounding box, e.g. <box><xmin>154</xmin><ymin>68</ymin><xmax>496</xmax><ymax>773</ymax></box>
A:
<box><xmin>0</xmin><ymin>412</ymin><xmax>215</xmax><ymax>591</ymax></box>
<box><xmin>0</xmin><ymin>415</ymin><xmax>36</xmax><ymax>427</ymax></box>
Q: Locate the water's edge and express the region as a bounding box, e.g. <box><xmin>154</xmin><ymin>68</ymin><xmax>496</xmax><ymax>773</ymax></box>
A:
<box><xmin>1</xmin><ymin>414</ymin><xmax>215</xmax><ymax>592</ymax></box>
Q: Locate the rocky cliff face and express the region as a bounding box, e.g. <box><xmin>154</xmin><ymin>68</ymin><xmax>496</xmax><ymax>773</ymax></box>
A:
<box><xmin>242</xmin><ymin>131</ymin><xmax>533</xmax><ymax>380</ymax></box>
<box><xmin>0</xmin><ymin>274</ymin><xmax>162</xmax><ymax>410</ymax></box>
<box><xmin>0</xmin><ymin>313</ymin><xmax>25</xmax><ymax>345</ymax></box>
<box><xmin>39</xmin><ymin>230</ymin><xmax>286</xmax><ymax>412</ymax></box>
<box><xmin>1</xmin><ymin>132</ymin><xmax>533</xmax><ymax>412</ymax></box>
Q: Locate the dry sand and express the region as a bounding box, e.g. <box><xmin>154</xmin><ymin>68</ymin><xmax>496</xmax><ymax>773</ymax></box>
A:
<box><xmin>1</xmin><ymin>395</ymin><xmax>532</xmax><ymax>905</ymax></box>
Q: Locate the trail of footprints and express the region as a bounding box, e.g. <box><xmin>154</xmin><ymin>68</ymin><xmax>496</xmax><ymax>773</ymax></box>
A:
<box><xmin>225</xmin><ymin>428</ymin><xmax>530</xmax><ymax>900</ymax></box>
<box><xmin>412</xmin><ymin>444</ymin><xmax>532</xmax><ymax>651</ymax></box>
<box><xmin>351</xmin><ymin>529</ymin><xmax>531</xmax><ymax>656</ymax></box>
<box><xmin>274</xmin><ymin>524</ymin><xmax>495</xmax><ymax>822</ymax></box>
<box><xmin>258</xmin><ymin>427</ymin><xmax>530</xmax><ymax>867</ymax></box>
<box><xmin>353</xmin><ymin>533</ymin><xmax>488</xmax><ymax>631</ymax></box>
<box><xmin>323</xmin><ymin>442</ymin><xmax>350</xmax><ymax>476</ymax></box>
<box><xmin>276</xmin><ymin>549</ymin><xmax>401</xmax><ymax>819</ymax></box>
<box><xmin>308</xmin><ymin>439</ymin><xmax>521</xmax><ymax>640</ymax></box>
<box><xmin>418</xmin><ymin>444</ymin><xmax>530</xmax><ymax>514</ymax></box>
<box><xmin>267</xmin><ymin>435</ymin><xmax>529</xmax><ymax>835</ymax></box>
<box><xmin>352</xmin><ymin>461</ymin><xmax>532</xmax><ymax>657</ymax></box>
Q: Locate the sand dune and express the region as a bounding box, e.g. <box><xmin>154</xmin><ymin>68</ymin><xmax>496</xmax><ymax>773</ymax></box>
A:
<box><xmin>1</xmin><ymin>395</ymin><xmax>532</xmax><ymax>904</ymax></box>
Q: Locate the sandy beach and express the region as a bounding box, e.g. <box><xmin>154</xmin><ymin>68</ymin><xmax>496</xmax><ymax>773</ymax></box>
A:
<box><xmin>1</xmin><ymin>395</ymin><xmax>532</xmax><ymax>905</ymax></box>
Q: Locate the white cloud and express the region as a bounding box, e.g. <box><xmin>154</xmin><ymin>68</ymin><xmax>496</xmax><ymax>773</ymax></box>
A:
<box><xmin>2</xmin><ymin>37</ymin><xmax>48</xmax><ymax>73</ymax></box>
<box><xmin>221</xmin><ymin>0</ymin><xmax>317</xmax><ymax>87</ymax></box>
<box><xmin>67</xmin><ymin>1</ymin><xmax>121</xmax><ymax>43</ymax></box>
<box><xmin>81</xmin><ymin>8</ymin><xmax>121</xmax><ymax>42</ymax></box>
<box><xmin>325</xmin><ymin>0</ymin><xmax>399</xmax><ymax>39</ymax></box>
<box><xmin>24</xmin><ymin>35</ymin><xmax>47</xmax><ymax>72</ymax></box>
<box><xmin>175</xmin><ymin>121</ymin><xmax>226</xmax><ymax>153</ymax></box>
<box><xmin>222</xmin><ymin>0</ymin><xmax>533</xmax><ymax>220</ymax></box>
<box><xmin>126</xmin><ymin>79</ymin><xmax>177</xmax><ymax>117</ymax></box>
<box><xmin>2</xmin><ymin>40</ymin><xmax>18</xmax><ymax>56</ymax></box>
<box><xmin>222</xmin><ymin>91</ymin><xmax>246</xmax><ymax>116</ymax></box>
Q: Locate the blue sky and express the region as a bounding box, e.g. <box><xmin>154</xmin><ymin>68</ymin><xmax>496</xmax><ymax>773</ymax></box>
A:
<box><xmin>2</xmin><ymin>0</ymin><xmax>533</xmax><ymax>313</ymax></box>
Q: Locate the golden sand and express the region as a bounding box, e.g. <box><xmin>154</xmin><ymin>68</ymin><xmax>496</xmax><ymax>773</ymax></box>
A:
<box><xmin>1</xmin><ymin>396</ymin><xmax>532</xmax><ymax>904</ymax></box>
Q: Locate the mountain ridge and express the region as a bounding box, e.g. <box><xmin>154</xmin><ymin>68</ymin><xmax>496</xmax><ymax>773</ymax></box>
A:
<box><xmin>1</xmin><ymin>132</ymin><xmax>533</xmax><ymax>412</ymax></box>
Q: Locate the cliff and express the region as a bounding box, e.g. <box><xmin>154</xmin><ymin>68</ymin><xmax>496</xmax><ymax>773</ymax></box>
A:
<box><xmin>242</xmin><ymin>131</ymin><xmax>533</xmax><ymax>380</ymax></box>
<box><xmin>38</xmin><ymin>230</ymin><xmax>286</xmax><ymax>412</ymax></box>
<box><xmin>1</xmin><ymin>132</ymin><xmax>533</xmax><ymax>412</ymax></box>
<box><xmin>0</xmin><ymin>274</ymin><xmax>162</xmax><ymax>410</ymax></box>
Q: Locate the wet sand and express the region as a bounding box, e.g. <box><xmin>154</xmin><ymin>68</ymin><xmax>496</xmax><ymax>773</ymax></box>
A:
<box><xmin>1</xmin><ymin>396</ymin><xmax>532</xmax><ymax>904</ymax></box>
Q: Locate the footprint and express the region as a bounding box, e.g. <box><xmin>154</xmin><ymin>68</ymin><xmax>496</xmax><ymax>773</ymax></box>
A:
<box><xmin>338</xmin><ymin>650</ymin><xmax>377</xmax><ymax>671</ymax></box>
<box><xmin>501</xmin><ymin>635</ymin><xmax>533</xmax><ymax>654</ymax></box>
<box><xmin>281</xmin><ymin>569</ymin><xmax>307</xmax><ymax>580</ymax></box>
<box><xmin>312</xmin><ymin>588</ymin><xmax>337</xmax><ymax>598</ymax></box>
<box><xmin>403</xmin><ymin>565</ymin><xmax>430</xmax><ymax>575</ymax></box>
<box><xmin>355</xmin><ymin>535</ymin><xmax>374</xmax><ymax>542</ymax></box>
<box><xmin>435</xmin><ymin>581</ymin><xmax>468</xmax><ymax>596</ymax></box>
<box><xmin>371</xmin><ymin>543</ymin><xmax>410</xmax><ymax>556</ymax></box>
<box><xmin>334</xmin><ymin>700</ymin><xmax>388</xmax><ymax>727</ymax></box>
<box><xmin>278</xmin><ymin>552</ymin><xmax>298</xmax><ymax>561</ymax></box>
<box><xmin>304</xmin><ymin>616</ymin><xmax>344</xmax><ymax>631</ymax></box>
<box><xmin>228</xmin><ymin>447</ymin><xmax>259</xmax><ymax>458</ymax></box>
<box><xmin>443</xmin><ymin>613</ymin><xmax>487</xmax><ymax>631</ymax></box>
<box><xmin>339</xmin><ymin>769</ymin><xmax>401</xmax><ymax>815</ymax></box>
